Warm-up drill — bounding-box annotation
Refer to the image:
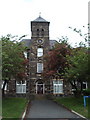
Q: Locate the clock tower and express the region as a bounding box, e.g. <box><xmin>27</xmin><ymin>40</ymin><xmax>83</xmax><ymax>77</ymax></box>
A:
<box><xmin>29</xmin><ymin>16</ymin><xmax>50</xmax><ymax>94</ymax></box>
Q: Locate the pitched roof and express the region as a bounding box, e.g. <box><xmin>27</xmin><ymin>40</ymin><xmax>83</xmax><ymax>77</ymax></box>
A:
<box><xmin>50</xmin><ymin>40</ymin><xmax>58</xmax><ymax>49</ymax></box>
<box><xmin>32</xmin><ymin>16</ymin><xmax>49</xmax><ymax>22</ymax></box>
<box><xmin>21</xmin><ymin>39</ymin><xmax>31</xmax><ymax>48</ymax></box>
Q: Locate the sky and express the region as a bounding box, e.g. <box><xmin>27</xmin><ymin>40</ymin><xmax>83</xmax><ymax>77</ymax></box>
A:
<box><xmin>0</xmin><ymin>0</ymin><xmax>89</xmax><ymax>47</ymax></box>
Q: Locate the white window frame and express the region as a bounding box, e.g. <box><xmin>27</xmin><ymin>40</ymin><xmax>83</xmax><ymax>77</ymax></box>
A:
<box><xmin>53</xmin><ymin>80</ymin><xmax>63</xmax><ymax>94</ymax></box>
<box><xmin>37</xmin><ymin>63</ymin><xmax>43</xmax><ymax>73</ymax></box>
<box><xmin>82</xmin><ymin>82</ymin><xmax>88</xmax><ymax>90</ymax></box>
<box><xmin>16</xmin><ymin>81</ymin><xmax>26</xmax><ymax>94</ymax></box>
<box><xmin>1</xmin><ymin>81</ymin><xmax>7</xmax><ymax>90</ymax></box>
<box><xmin>37</xmin><ymin>48</ymin><xmax>43</xmax><ymax>57</ymax></box>
<box><xmin>72</xmin><ymin>81</ymin><xmax>88</xmax><ymax>91</ymax></box>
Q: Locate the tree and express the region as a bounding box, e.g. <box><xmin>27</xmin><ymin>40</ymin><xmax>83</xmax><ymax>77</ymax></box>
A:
<box><xmin>65</xmin><ymin>46</ymin><xmax>88</xmax><ymax>95</ymax></box>
<box><xmin>1</xmin><ymin>34</ymin><xmax>28</xmax><ymax>96</ymax></box>
<box><xmin>43</xmin><ymin>41</ymin><xmax>71</xmax><ymax>79</ymax></box>
<box><xmin>69</xmin><ymin>24</ymin><xmax>89</xmax><ymax>47</ymax></box>
<box><xmin>43</xmin><ymin>32</ymin><xmax>89</xmax><ymax>96</ymax></box>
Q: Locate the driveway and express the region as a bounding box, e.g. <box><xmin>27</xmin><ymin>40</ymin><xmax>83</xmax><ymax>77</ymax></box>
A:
<box><xmin>26</xmin><ymin>95</ymin><xmax>84</xmax><ymax>119</ymax></box>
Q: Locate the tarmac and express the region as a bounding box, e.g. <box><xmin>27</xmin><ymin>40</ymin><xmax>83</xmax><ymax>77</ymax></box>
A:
<box><xmin>26</xmin><ymin>95</ymin><xmax>83</xmax><ymax>119</ymax></box>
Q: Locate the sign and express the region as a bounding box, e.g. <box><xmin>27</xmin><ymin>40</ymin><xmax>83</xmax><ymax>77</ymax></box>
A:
<box><xmin>83</xmin><ymin>96</ymin><xmax>90</xmax><ymax>107</ymax></box>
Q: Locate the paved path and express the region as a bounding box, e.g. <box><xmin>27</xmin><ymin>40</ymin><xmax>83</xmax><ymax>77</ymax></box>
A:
<box><xmin>26</xmin><ymin>95</ymin><xmax>82</xmax><ymax>119</ymax></box>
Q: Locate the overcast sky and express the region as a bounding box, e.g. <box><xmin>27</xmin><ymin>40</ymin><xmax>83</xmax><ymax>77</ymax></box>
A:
<box><xmin>0</xmin><ymin>0</ymin><xmax>89</xmax><ymax>47</ymax></box>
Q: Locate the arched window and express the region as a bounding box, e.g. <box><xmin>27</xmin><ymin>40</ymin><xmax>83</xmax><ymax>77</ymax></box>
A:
<box><xmin>41</xmin><ymin>29</ymin><xmax>44</xmax><ymax>36</ymax></box>
<box><xmin>37</xmin><ymin>48</ymin><xmax>43</xmax><ymax>57</ymax></box>
<box><xmin>37</xmin><ymin>29</ymin><xmax>39</xmax><ymax>36</ymax></box>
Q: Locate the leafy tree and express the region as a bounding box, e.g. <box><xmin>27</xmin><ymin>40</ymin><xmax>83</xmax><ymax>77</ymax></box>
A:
<box><xmin>67</xmin><ymin>25</ymin><xmax>89</xmax><ymax>93</ymax></box>
<box><xmin>65</xmin><ymin>47</ymin><xmax>88</xmax><ymax>95</ymax></box>
<box><xmin>69</xmin><ymin>24</ymin><xmax>89</xmax><ymax>47</ymax></box>
<box><xmin>1</xmin><ymin>34</ymin><xmax>28</xmax><ymax>96</ymax></box>
<box><xmin>43</xmin><ymin>31</ymin><xmax>89</xmax><ymax>96</ymax></box>
<box><xmin>43</xmin><ymin>41</ymin><xmax>71</xmax><ymax>79</ymax></box>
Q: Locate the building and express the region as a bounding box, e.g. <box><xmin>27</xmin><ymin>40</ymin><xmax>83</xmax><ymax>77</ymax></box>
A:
<box><xmin>22</xmin><ymin>16</ymin><xmax>66</xmax><ymax>96</ymax></box>
<box><xmin>5</xmin><ymin>16</ymin><xmax>88</xmax><ymax>97</ymax></box>
<box><xmin>21</xmin><ymin>16</ymin><xmax>72</xmax><ymax>96</ymax></box>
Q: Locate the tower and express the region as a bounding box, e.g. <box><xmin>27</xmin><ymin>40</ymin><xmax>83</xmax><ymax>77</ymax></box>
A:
<box><xmin>29</xmin><ymin>16</ymin><xmax>50</xmax><ymax>94</ymax></box>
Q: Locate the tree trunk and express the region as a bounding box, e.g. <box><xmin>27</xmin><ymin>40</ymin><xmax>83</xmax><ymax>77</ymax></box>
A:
<box><xmin>70</xmin><ymin>81</ymin><xmax>81</xmax><ymax>97</ymax></box>
<box><xmin>80</xmin><ymin>81</ymin><xmax>84</xmax><ymax>96</ymax></box>
<box><xmin>2</xmin><ymin>80</ymin><xmax>7</xmax><ymax>97</ymax></box>
<box><xmin>80</xmin><ymin>81</ymin><xmax>83</xmax><ymax>91</ymax></box>
<box><xmin>70</xmin><ymin>81</ymin><xmax>77</xmax><ymax>90</ymax></box>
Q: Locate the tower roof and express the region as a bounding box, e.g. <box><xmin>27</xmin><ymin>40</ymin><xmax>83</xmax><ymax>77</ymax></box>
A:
<box><xmin>32</xmin><ymin>16</ymin><xmax>49</xmax><ymax>22</ymax></box>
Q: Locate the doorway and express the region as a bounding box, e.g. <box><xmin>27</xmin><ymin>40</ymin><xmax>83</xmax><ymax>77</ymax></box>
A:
<box><xmin>36</xmin><ymin>82</ymin><xmax>45</xmax><ymax>94</ymax></box>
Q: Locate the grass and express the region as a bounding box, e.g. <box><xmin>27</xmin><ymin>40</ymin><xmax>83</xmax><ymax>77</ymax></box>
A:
<box><xmin>2</xmin><ymin>97</ymin><xmax>28</xmax><ymax>119</ymax></box>
<box><xmin>54</xmin><ymin>97</ymin><xmax>89</xmax><ymax>119</ymax></box>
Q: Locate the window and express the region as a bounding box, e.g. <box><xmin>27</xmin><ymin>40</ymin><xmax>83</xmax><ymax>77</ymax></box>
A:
<box><xmin>1</xmin><ymin>81</ymin><xmax>7</xmax><ymax>90</ymax></box>
<box><xmin>53</xmin><ymin>80</ymin><xmax>63</xmax><ymax>94</ymax></box>
<box><xmin>37</xmin><ymin>63</ymin><xmax>43</xmax><ymax>73</ymax></box>
<box><xmin>37</xmin><ymin>48</ymin><xmax>43</xmax><ymax>57</ymax></box>
<box><xmin>41</xmin><ymin>29</ymin><xmax>44</xmax><ymax>36</ymax></box>
<box><xmin>37</xmin><ymin>29</ymin><xmax>39</xmax><ymax>36</ymax></box>
<box><xmin>82</xmin><ymin>82</ymin><xmax>87</xmax><ymax>90</ymax></box>
<box><xmin>16</xmin><ymin>81</ymin><xmax>26</xmax><ymax>93</ymax></box>
<box><xmin>72</xmin><ymin>81</ymin><xmax>88</xmax><ymax>90</ymax></box>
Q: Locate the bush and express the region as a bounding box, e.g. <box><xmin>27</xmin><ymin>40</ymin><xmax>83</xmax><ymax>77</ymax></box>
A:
<box><xmin>82</xmin><ymin>89</ymin><xmax>90</xmax><ymax>96</ymax></box>
<box><xmin>73</xmin><ymin>90</ymin><xmax>82</xmax><ymax>97</ymax></box>
<box><xmin>45</xmin><ymin>94</ymin><xmax>54</xmax><ymax>100</ymax></box>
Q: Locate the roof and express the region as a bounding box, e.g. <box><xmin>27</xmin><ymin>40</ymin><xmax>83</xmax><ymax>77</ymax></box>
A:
<box><xmin>21</xmin><ymin>39</ymin><xmax>31</xmax><ymax>48</ymax></box>
<box><xmin>32</xmin><ymin>16</ymin><xmax>49</xmax><ymax>22</ymax></box>
<box><xmin>21</xmin><ymin>39</ymin><xmax>57</xmax><ymax>49</ymax></box>
<box><xmin>50</xmin><ymin>40</ymin><xmax>58</xmax><ymax>49</ymax></box>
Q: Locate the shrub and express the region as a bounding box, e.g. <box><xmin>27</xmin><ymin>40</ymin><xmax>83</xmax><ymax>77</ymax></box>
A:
<box><xmin>82</xmin><ymin>89</ymin><xmax>90</xmax><ymax>96</ymax></box>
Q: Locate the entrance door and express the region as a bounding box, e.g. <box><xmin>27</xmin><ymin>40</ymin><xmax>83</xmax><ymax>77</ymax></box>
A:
<box><xmin>36</xmin><ymin>83</ymin><xmax>45</xmax><ymax>94</ymax></box>
<box><xmin>37</xmin><ymin>84</ymin><xmax>43</xmax><ymax>94</ymax></box>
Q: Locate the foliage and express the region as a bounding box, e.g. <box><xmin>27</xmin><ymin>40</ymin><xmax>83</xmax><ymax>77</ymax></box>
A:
<box><xmin>69</xmin><ymin>24</ymin><xmax>90</xmax><ymax>44</ymax></box>
<box><xmin>82</xmin><ymin>88</ymin><xmax>90</xmax><ymax>96</ymax></box>
<box><xmin>43</xmin><ymin>41</ymin><xmax>71</xmax><ymax>78</ymax></box>
<box><xmin>1</xmin><ymin>34</ymin><xmax>28</xmax><ymax>96</ymax></box>
<box><xmin>65</xmin><ymin>47</ymin><xmax>88</xmax><ymax>91</ymax></box>
<box><xmin>43</xmin><ymin>27</ymin><xmax>89</xmax><ymax>95</ymax></box>
<box><xmin>66</xmin><ymin>25</ymin><xmax>89</xmax><ymax>94</ymax></box>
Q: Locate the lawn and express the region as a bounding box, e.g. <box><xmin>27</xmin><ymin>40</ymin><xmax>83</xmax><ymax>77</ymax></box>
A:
<box><xmin>54</xmin><ymin>97</ymin><xmax>89</xmax><ymax>119</ymax></box>
<box><xmin>2</xmin><ymin>97</ymin><xmax>28</xmax><ymax>119</ymax></box>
